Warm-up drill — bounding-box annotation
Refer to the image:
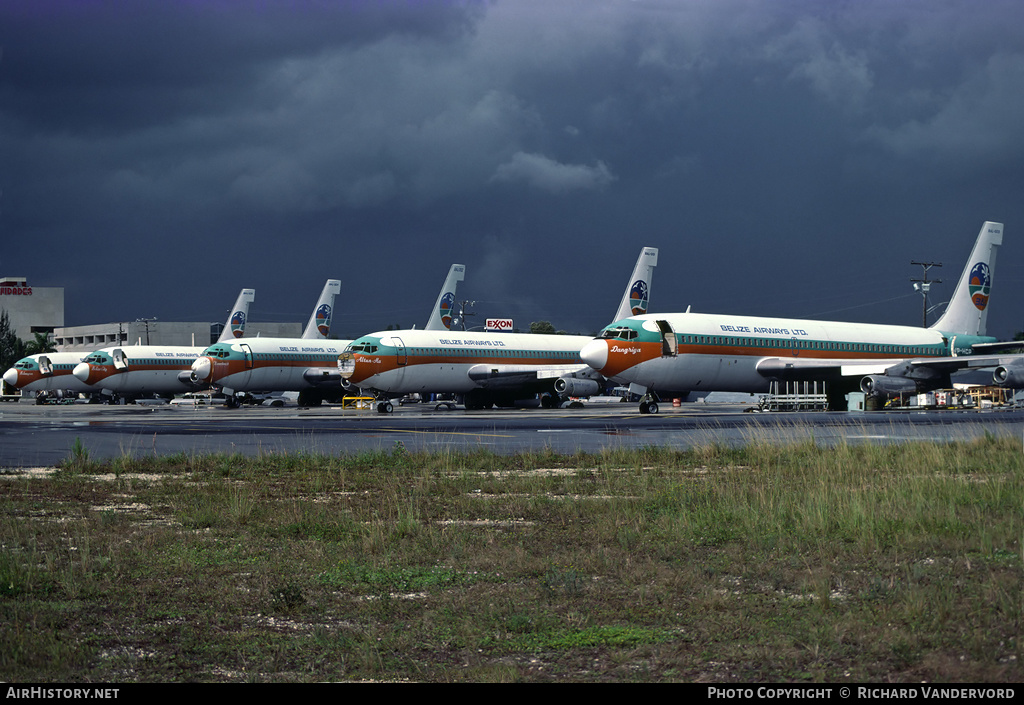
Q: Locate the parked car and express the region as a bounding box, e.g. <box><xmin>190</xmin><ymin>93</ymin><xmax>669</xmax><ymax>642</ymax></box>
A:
<box><xmin>169</xmin><ymin>393</ymin><xmax>218</xmax><ymax>406</ymax></box>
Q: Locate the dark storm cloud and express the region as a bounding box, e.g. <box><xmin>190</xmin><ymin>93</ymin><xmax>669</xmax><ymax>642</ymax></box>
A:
<box><xmin>1</xmin><ymin>0</ymin><xmax>476</xmax><ymax>132</ymax></box>
<box><xmin>3</xmin><ymin>0</ymin><xmax>1024</xmax><ymax>339</ymax></box>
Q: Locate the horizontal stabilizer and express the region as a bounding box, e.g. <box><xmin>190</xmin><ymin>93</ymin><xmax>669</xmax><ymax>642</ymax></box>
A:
<box><xmin>971</xmin><ymin>340</ymin><xmax>1024</xmax><ymax>355</ymax></box>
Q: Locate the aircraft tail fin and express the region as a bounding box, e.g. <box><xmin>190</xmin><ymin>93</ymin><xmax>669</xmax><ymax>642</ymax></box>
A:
<box><xmin>217</xmin><ymin>288</ymin><xmax>256</xmax><ymax>342</ymax></box>
<box><xmin>302</xmin><ymin>279</ymin><xmax>342</xmax><ymax>339</ymax></box>
<box><xmin>612</xmin><ymin>247</ymin><xmax>658</xmax><ymax>322</ymax></box>
<box><xmin>424</xmin><ymin>264</ymin><xmax>466</xmax><ymax>330</ymax></box>
<box><xmin>929</xmin><ymin>221</ymin><xmax>1003</xmax><ymax>336</ymax></box>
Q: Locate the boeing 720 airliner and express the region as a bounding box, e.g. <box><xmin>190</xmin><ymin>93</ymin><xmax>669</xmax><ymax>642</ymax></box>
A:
<box><xmin>582</xmin><ymin>222</ymin><xmax>1013</xmax><ymax>413</ymax></box>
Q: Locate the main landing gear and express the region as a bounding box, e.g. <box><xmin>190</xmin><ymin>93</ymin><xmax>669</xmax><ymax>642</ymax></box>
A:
<box><xmin>376</xmin><ymin>400</ymin><xmax>394</xmax><ymax>414</ymax></box>
<box><xmin>638</xmin><ymin>393</ymin><xmax>660</xmax><ymax>415</ymax></box>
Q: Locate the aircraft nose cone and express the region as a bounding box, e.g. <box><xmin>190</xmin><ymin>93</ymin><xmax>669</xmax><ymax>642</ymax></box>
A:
<box><xmin>3</xmin><ymin>368</ymin><xmax>19</xmax><ymax>388</ymax></box>
<box><xmin>192</xmin><ymin>357</ymin><xmax>211</xmax><ymax>381</ymax></box>
<box><xmin>73</xmin><ymin>362</ymin><xmax>91</xmax><ymax>382</ymax></box>
<box><xmin>580</xmin><ymin>339</ymin><xmax>609</xmax><ymax>373</ymax></box>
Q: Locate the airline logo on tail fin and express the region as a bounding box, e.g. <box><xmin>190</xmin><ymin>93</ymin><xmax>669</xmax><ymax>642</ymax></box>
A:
<box><xmin>439</xmin><ymin>292</ymin><xmax>456</xmax><ymax>329</ymax></box>
<box><xmin>629</xmin><ymin>280</ymin><xmax>650</xmax><ymax>316</ymax></box>
<box><xmin>230</xmin><ymin>311</ymin><xmax>247</xmax><ymax>338</ymax></box>
<box><xmin>316</xmin><ymin>304</ymin><xmax>333</xmax><ymax>337</ymax></box>
<box><xmin>969</xmin><ymin>262</ymin><xmax>992</xmax><ymax>311</ymax></box>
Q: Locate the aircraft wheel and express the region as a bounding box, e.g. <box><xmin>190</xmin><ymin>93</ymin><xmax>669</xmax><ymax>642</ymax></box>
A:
<box><xmin>639</xmin><ymin>401</ymin><xmax>650</xmax><ymax>414</ymax></box>
<box><xmin>377</xmin><ymin>401</ymin><xmax>394</xmax><ymax>414</ymax></box>
<box><xmin>647</xmin><ymin>401</ymin><xmax>659</xmax><ymax>414</ymax></box>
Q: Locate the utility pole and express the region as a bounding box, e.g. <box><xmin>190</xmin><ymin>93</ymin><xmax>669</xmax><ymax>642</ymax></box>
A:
<box><xmin>136</xmin><ymin>317</ymin><xmax>157</xmax><ymax>345</ymax></box>
<box><xmin>911</xmin><ymin>261</ymin><xmax>942</xmax><ymax>327</ymax></box>
<box><xmin>456</xmin><ymin>300</ymin><xmax>476</xmax><ymax>331</ymax></box>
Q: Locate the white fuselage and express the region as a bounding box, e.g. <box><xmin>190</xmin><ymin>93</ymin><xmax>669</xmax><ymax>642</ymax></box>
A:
<box><xmin>74</xmin><ymin>346</ymin><xmax>205</xmax><ymax>395</ymax></box>
<box><xmin>342</xmin><ymin>329</ymin><xmax>593</xmax><ymax>395</ymax></box>
<box><xmin>196</xmin><ymin>338</ymin><xmax>348</xmax><ymax>392</ymax></box>
<box><xmin>589</xmin><ymin>312</ymin><xmax>962</xmax><ymax>394</ymax></box>
<box><xmin>4</xmin><ymin>352</ymin><xmax>93</xmax><ymax>393</ymax></box>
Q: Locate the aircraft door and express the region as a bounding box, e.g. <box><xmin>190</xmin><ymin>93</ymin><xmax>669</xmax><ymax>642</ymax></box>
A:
<box><xmin>38</xmin><ymin>356</ymin><xmax>53</xmax><ymax>376</ymax></box>
<box><xmin>655</xmin><ymin>320</ymin><xmax>677</xmax><ymax>357</ymax></box>
<box><xmin>240</xmin><ymin>344</ymin><xmax>255</xmax><ymax>369</ymax></box>
<box><xmin>112</xmin><ymin>349</ymin><xmax>129</xmax><ymax>371</ymax></box>
<box><xmin>393</xmin><ymin>337</ymin><xmax>408</xmax><ymax>366</ymax></box>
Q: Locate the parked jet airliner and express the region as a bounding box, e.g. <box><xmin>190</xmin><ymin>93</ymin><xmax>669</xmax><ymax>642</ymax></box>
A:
<box><xmin>582</xmin><ymin>222</ymin><xmax>1012</xmax><ymax>413</ymax></box>
<box><xmin>69</xmin><ymin>283</ymin><xmax>345</xmax><ymax>402</ymax></box>
<box><xmin>4</xmin><ymin>350</ymin><xmax>93</xmax><ymax>398</ymax></box>
<box><xmin>4</xmin><ymin>288</ymin><xmax>255</xmax><ymax>400</ymax></box>
<box><xmin>189</xmin><ymin>265</ymin><xmax>466</xmax><ymax>406</ymax></box>
<box><xmin>338</xmin><ymin>247</ymin><xmax>658</xmax><ymax>412</ymax></box>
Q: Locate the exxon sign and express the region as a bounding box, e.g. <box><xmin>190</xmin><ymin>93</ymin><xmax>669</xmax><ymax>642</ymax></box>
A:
<box><xmin>485</xmin><ymin>318</ymin><xmax>514</xmax><ymax>332</ymax></box>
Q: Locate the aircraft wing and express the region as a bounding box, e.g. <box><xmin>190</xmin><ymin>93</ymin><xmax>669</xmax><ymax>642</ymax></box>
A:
<box><xmin>755</xmin><ymin>354</ymin><xmax>1021</xmax><ymax>395</ymax></box>
<box><xmin>756</xmin><ymin>355</ymin><xmax>1012</xmax><ymax>379</ymax></box>
<box><xmin>467</xmin><ymin>363</ymin><xmax>594</xmax><ymax>390</ymax></box>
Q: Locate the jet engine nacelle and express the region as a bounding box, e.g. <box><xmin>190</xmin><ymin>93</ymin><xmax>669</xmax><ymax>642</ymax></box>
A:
<box><xmin>177</xmin><ymin>370</ymin><xmax>205</xmax><ymax>388</ymax></box>
<box><xmin>554</xmin><ymin>377</ymin><xmax>601</xmax><ymax>397</ymax></box>
<box><xmin>993</xmin><ymin>361</ymin><xmax>1024</xmax><ymax>388</ymax></box>
<box><xmin>303</xmin><ymin>368</ymin><xmax>341</xmax><ymax>387</ymax></box>
<box><xmin>860</xmin><ymin>375</ymin><xmax>919</xmax><ymax>396</ymax></box>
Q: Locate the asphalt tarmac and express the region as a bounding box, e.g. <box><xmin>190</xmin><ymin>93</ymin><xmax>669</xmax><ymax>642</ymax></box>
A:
<box><xmin>4</xmin><ymin>397</ymin><xmax>1024</xmax><ymax>468</ymax></box>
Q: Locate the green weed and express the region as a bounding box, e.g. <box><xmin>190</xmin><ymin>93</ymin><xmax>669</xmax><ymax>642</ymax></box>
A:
<box><xmin>2</xmin><ymin>434</ymin><xmax>1021</xmax><ymax>682</ymax></box>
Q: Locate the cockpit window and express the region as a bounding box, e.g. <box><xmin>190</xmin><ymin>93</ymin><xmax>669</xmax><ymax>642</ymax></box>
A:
<box><xmin>348</xmin><ymin>343</ymin><xmax>379</xmax><ymax>353</ymax></box>
<box><xmin>600</xmin><ymin>326</ymin><xmax>638</xmax><ymax>341</ymax></box>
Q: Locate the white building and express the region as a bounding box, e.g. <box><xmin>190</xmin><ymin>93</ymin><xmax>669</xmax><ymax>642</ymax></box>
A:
<box><xmin>0</xmin><ymin>276</ymin><xmax>64</xmax><ymax>341</ymax></box>
<box><xmin>2</xmin><ymin>275</ymin><xmax>303</xmax><ymax>352</ymax></box>
<box><xmin>53</xmin><ymin>321</ymin><xmax>301</xmax><ymax>352</ymax></box>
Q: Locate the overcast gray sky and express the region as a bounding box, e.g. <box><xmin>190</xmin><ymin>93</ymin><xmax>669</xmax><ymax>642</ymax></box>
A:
<box><xmin>3</xmin><ymin>0</ymin><xmax>1024</xmax><ymax>339</ymax></box>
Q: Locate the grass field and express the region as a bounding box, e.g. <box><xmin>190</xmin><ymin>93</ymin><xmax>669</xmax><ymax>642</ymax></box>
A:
<box><xmin>2</xmin><ymin>430</ymin><xmax>1022</xmax><ymax>682</ymax></box>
